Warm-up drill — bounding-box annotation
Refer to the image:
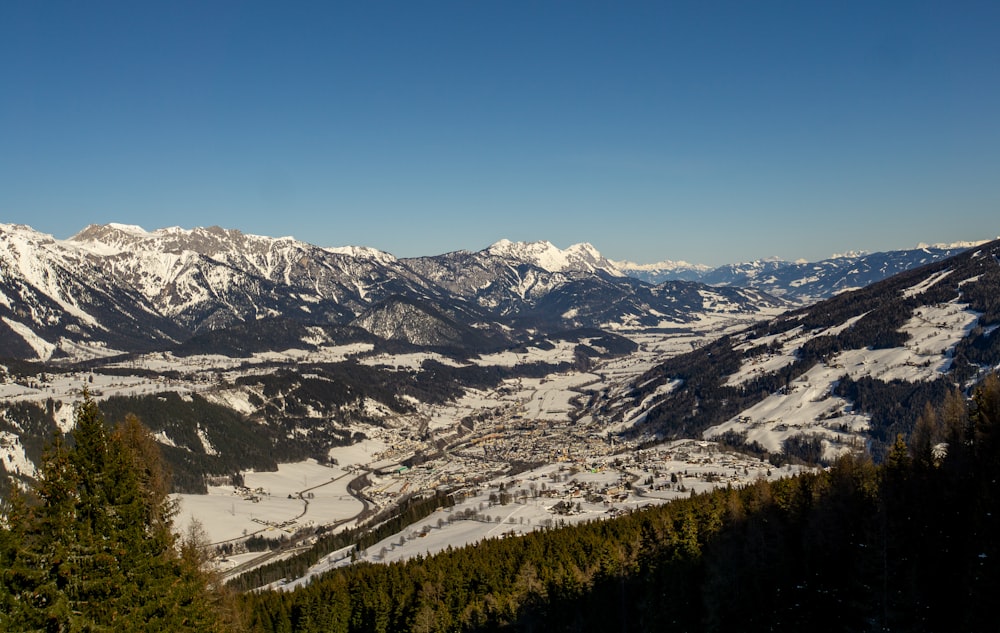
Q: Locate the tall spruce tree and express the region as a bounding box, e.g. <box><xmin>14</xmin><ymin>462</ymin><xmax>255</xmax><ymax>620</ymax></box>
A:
<box><xmin>0</xmin><ymin>393</ymin><xmax>238</xmax><ymax>631</ymax></box>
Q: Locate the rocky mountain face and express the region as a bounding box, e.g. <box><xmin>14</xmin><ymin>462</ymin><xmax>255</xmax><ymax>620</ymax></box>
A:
<box><xmin>350</xmin><ymin>296</ymin><xmax>504</xmax><ymax>350</ymax></box>
<box><xmin>0</xmin><ymin>224</ymin><xmax>184</xmax><ymax>359</ymax></box>
<box><xmin>618</xmin><ymin>244</ymin><xmax>981</xmax><ymax>302</ymax></box>
<box><xmin>595</xmin><ymin>238</ymin><xmax>1000</xmax><ymax>462</ymax></box>
<box><xmin>0</xmin><ymin>225</ymin><xmax>782</xmax><ymax>361</ymax></box>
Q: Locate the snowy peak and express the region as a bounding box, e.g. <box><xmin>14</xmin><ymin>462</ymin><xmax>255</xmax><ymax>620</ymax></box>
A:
<box><xmin>0</xmin><ymin>223</ymin><xmax>62</xmax><ymax>250</ymax></box>
<box><xmin>73</xmin><ymin>223</ymin><xmax>397</xmax><ymax>266</ymax></box>
<box><xmin>72</xmin><ymin>224</ymin><xmax>290</xmax><ymax>258</ymax></box>
<box><xmin>917</xmin><ymin>238</ymin><xmax>995</xmax><ymax>250</ymax></box>
<box><xmin>615</xmin><ymin>258</ymin><xmax>712</xmax><ymax>274</ymax></box>
<box><xmin>325</xmin><ymin>245</ymin><xmax>397</xmax><ymax>265</ymax></box>
<box><xmin>485</xmin><ymin>239</ymin><xmax>623</xmax><ymax>276</ymax></box>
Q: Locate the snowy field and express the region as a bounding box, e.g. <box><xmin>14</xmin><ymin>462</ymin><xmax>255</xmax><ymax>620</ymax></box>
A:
<box><xmin>359</xmin><ymin>351</ymin><xmax>466</xmax><ymax>370</ymax></box>
<box><xmin>174</xmin><ymin>456</ymin><xmax>372</xmax><ymax>546</ymax></box>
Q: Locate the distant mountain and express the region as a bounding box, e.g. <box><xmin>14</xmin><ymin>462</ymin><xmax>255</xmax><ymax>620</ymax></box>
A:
<box><xmin>612</xmin><ymin>257</ymin><xmax>711</xmax><ymax>282</ymax></box>
<box><xmin>483</xmin><ymin>239</ymin><xmax>624</xmax><ymax>276</ymax></box>
<box><xmin>616</xmin><ymin>243</ymin><xmax>986</xmax><ymax>302</ymax></box>
<box><xmin>403</xmin><ymin>244</ymin><xmax>782</xmax><ymax>331</ymax></box>
<box><xmin>595</xmin><ymin>238</ymin><xmax>1000</xmax><ymax>462</ymax></box>
<box><xmin>0</xmin><ymin>224</ymin><xmax>781</xmax><ymax>361</ymax></box>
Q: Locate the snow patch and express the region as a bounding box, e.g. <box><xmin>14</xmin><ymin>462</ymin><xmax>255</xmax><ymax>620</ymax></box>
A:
<box><xmin>197</xmin><ymin>426</ymin><xmax>219</xmax><ymax>456</ymax></box>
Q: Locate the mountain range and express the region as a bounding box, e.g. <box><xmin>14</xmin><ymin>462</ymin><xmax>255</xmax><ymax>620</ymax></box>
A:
<box><xmin>3</xmin><ymin>221</ymin><xmax>999</xmax><ymax>491</ymax></box>
<box><xmin>0</xmin><ymin>223</ymin><xmax>979</xmax><ymax>362</ymax></box>
<box><xmin>616</xmin><ymin>242</ymin><xmax>983</xmax><ymax>301</ymax></box>
<box><xmin>0</xmin><ymin>223</ymin><xmax>774</xmax><ymax>361</ymax></box>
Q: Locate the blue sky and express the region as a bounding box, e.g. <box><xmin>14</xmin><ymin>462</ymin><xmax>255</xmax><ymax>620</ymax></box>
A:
<box><xmin>2</xmin><ymin>1</ymin><xmax>998</xmax><ymax>266</ymax></box>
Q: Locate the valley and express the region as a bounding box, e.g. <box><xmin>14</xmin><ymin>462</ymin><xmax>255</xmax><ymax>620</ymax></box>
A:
<box><xmin>6</xmin><ymin>308</ymin><xmax>794</xmax><ymax>588</ymax></box>
<box><xmin>183</xmin><ymin>310</ymin><xmax>800</xmax><ymax>587</ymax></box>
<box><xmin>2</xmin><ymin>223</ymin><xmax>999</xmax><ymax>595</ymax></box>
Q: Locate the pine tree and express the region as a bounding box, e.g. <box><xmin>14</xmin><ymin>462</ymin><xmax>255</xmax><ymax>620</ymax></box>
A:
<box><xmin>0</xmin><ymin>393</ymin><xmax>239</xmax><ymax>631</ymax></box>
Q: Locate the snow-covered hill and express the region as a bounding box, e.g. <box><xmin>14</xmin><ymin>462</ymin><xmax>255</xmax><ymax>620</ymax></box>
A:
<box><xmin>596</xmin><ymin>238</ymin><xmax>1000</xmax><ymax>462</ymax></box>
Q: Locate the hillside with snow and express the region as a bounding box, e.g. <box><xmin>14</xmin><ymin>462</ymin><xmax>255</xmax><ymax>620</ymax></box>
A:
<box><xmin>597</xmin><ymin>238</ymin><xmax>1000</xmax><ymax>462</ymax></box>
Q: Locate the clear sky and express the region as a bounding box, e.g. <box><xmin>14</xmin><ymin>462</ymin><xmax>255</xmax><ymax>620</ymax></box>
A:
<box><xmin>1</xmin><ymin>1</ymin><xmax>998</xmax><ymax>266</ymax></box>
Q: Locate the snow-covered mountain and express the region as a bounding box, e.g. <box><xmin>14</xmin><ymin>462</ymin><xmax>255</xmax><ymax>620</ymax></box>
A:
<box><xmin>594</xmin><ymin>238</ymin><xmax>1000</xmax><ymax>462</ymax></box>
<box><xmin>617</xmin><ymin>243</ymin><xmax>986</xmax><ymax>301</ymax></box>
<box><xmin>613</xmin><ymin>258</ymin><xmax>711</xmax><ymax>281</ymax></box>
<box><xmin>0</xmin><ymin>224</ymin><xmax>184</xmax><ymax>359</ymax></box>
<box><xmin>484</xmin><ymin>239</ymin><xmax>624</xmax><ymax>276</ymax></box>
<box><xmin>0</xmin><ymin>224</ymin><xmax>780</xmax><ymax>361</ymax></box>
<box><xmin>402</xmin><ymin>242</ymin><xmax>782</xmax><ymax>330</ymax></box>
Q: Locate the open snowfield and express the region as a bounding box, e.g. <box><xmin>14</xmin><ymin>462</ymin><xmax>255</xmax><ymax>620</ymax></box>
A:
<box><xmin>420</xmin><ymin>371</ymin><xmax>601</xmax><ymax>433</ymax></box>
<box><xmin>518</xmin><ymin>372</ymin><xmax>600</xmax><ymax>421</ymax></box>
<box><xmin>174</xmin><ymin>458</ymin><xmax>370</xmax><ymax>545</ymax></box>
<box><xmin>173</xmin><ymin>441</ymin><xmax>392</xmax><ymax>546</ymax></box>
<box><xmin>359</xmin><ymin>351</ymin><xmax>465</xmax><ymax>370</ymax></box>
<box><xmin>473</xmin><ymin>340</ymin><xmax>582</xmax><ymax>367</ymax></box>
<box><xmin>109</xmin><ymin>343</ymin><xmax>375</xmax><ymax>376</ymax></box>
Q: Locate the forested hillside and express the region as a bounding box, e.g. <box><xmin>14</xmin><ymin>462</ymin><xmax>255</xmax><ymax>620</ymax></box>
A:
<box><xmin>243</xmin><ymin>375</ymin><xmax>1000</xmax><ymax>632</ymax></box>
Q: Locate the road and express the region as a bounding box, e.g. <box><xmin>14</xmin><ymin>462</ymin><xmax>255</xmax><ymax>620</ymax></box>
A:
<box><xmin>219</xmin><ymin>468</ymin><xmax>373</xmax><ymax>581</ymax></box>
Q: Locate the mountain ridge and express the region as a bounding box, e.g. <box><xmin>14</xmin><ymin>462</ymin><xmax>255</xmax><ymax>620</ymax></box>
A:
<box><xmin>1</xmin><ymin>222</ymin><xmax>992</xmax><ymax>362</ymax></box>
<box><xmin>617</xmin><ymin>243</ymin><xmax>986</xmax><ymax>301</ymax></box>
<box><xmin>0</xmin><ymin>223</ymin><xmax>780</xmax><ymax>361</ymax></box>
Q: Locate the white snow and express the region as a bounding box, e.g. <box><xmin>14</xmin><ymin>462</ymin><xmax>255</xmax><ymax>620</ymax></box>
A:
<box><xmin>0</xmin><ymin>431</ymin><xmax>36</xmax><ymax>478</ymax></box>
<box><xmin>175</xmin><ymin>459</ymin><xmax>367</xmax><ymax>545</ymax></box>
<box><xmin>106</xmin><ymin>222</ymin><xmax>149</xmax><ymax>234</ymax></box>
<box><xmin>902</xmin><ymin>268</ymin><xmax>953</xmax><ymax>298</ymax></box>
<box><xmin>486</xmin><ymin>239</ymin><xmax>623</xmax><ymax>276</ymax></box>
<box><xmin>360</xmin><ymin>351</ymin><xmax>466</xmax><ymax>370</ymax></box>
<box><xmin>473</xmin><ymin>340</ymin><xmax>582</xmax><ymax>367</ymax></box>
<box><xmin>197</xmin><ymin>426</ymin><xmax>219</xmax><ymax>456</ymax></box>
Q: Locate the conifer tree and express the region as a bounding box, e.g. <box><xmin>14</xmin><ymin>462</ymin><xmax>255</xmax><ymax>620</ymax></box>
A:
<box><xmin>0</xmin><ymin>393</ymin><xmax>239</xmax><ymax>631</ymax></box>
